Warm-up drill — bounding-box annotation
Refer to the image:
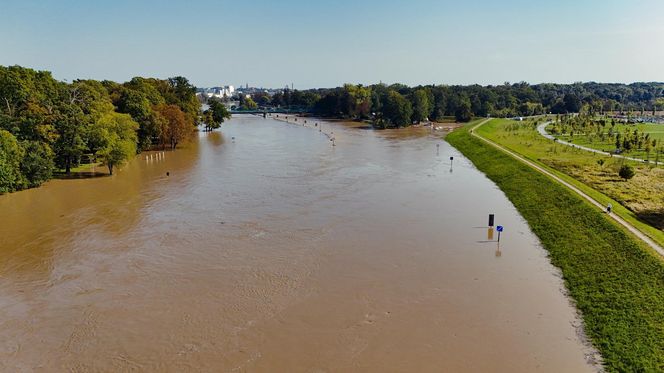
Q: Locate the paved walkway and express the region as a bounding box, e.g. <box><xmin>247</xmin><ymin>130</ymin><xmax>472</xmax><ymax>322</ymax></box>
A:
<box><xmin>536</xmin><ymin>122</ymin><xmax>661</xmax><ymax>166</ymax></box>
<box><xmin>469</xmin><ymin>119</ymin><xmax>664</xmax><ymax>257</ymax></box>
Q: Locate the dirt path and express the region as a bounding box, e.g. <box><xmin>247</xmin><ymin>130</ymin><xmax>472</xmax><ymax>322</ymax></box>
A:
<box><xmin>469</xmin><ymin>119</ymin><xmax>664</xmax><ymax>257</ymax></box>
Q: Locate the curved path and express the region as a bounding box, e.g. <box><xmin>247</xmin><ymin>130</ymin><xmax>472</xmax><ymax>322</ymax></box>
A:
<box><xmin>536</xmin><ymin>122</ymin><xmax>661</xmax><ymax>165</ymax></box>
<box><xmin>470</xmin><ymin>119</ymin><xmax>664</xmax><ymax>257</ymax></box>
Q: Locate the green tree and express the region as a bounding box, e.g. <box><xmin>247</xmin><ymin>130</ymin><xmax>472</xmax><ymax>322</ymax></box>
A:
<box><xmin>252</xmin><ymin>92</ymin><xmax>271</xmax><ymax>106</ymax></box>
<box><xmin>431</xmin><ymin>87</ymin><xmax>449</xmax><ymax>120</ymax></box>
<box><xmin>240</xmin><ymin>96</ymin><xmax>258</xmax><ymax>110</ymax></box>
<box><xmin>411</xmin><ymin>89</ymin><xmax>431</xmax><ymax>123</ymax></box>
<box><xmin>123</xmin><ymin>77</ymin><xmax>167</xmax><ymax>106</ymax></box>
<box><xmin>115</xmin><ymin>88</ymin><xmax>155</xmax><ymax>150</ymax></box>
<box><xmin>70</xmin><ymin>80</ymin><xmax>115</xmax><ymax>120</ymax></box>
<box><xmin>382</xmin><ymin>91</ymin><xmax>413</xmax><ymax>127</ymax></box>
<box><xmin>206</xmin><ymin>100</ymin><xmax>231</xmax><ymax>130</ymax></box>
<box><xmin>0</xmin><ymin>129</ymin><xmax>25</xmax><ymax>192</ymax></box>
<box><xmin>166</xmin><ymin>76</ymin><xmax>200</xmax><ymax>126</ymax></box>
<box><xmin>341</xmin><ymin>84</ymin><xmax>372</xmax><ymax>119</ymax></box>
<box><xmin>0</xmin><ymin>66</ymin><xmax>61</xmax><ymax>144</ymax></box>
<box><xmin>455</xmin><ymin>99</ymin><xmax>473</xmax><ymax>122</ymax></box>
<box><xmin>91</xmin><ymin>113</ymin><xmax>138</xmax><ymax>175</ymax></box>
<box><xmin>20</xmin><ymin>140</ymin><xmax>54</xmax><ymax>187</ymax></box>
<box><xmin>201</xmin><ymin>110</ymin><xmax>215</xmax><ymax>132</ymax></box>
<box><xmin>655</xmin><ymin>98</ymin><xmax>664</xmax><ymax>113</ymax></box>
<box><xmin>54</xmin><ymin>104</ymin><xmax>87</xmax><ymax>174</ymax></box>
<box><xmin>563</xmin><ymin>94</ymin><xmax>582</xmax><ymax>113</ymax></box>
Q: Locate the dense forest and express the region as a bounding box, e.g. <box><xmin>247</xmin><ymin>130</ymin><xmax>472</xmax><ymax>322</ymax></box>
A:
<box><xmin>249</xmin><ymin>82</ymin><xmax>664</xmax><ymax>128</ymax></box>
<box><xmin>0</xmin><ymin>65</ymin><xmax>229</xmax><ymax>194</ymax></box>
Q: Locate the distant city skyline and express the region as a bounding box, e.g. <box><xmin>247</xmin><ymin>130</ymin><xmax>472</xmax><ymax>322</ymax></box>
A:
<box><xmin>1</xmin><ymin>0</ymin><xmax>663</xmax><ymax>89</ymax></box>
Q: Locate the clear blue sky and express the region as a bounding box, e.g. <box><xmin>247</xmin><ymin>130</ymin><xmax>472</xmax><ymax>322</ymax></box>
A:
<box><xmin>1</xmin><ymin>0</ymin><xmax>663</xmax><ymax>88</ymax></box>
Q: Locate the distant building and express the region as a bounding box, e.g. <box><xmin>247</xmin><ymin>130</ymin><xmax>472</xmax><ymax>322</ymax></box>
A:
<box><xmin>202</xmin><ymin>85</ymin><xmax>235</xmax><ymax>99</ymax></box>
<box><xmin>199</xmin><ymin>85</ymin><xmax>285</xmax><ymax>100</ymax></box>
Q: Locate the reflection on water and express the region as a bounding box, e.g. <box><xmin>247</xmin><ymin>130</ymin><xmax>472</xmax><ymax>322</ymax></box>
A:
<box><xmin>0</xmin><ymin>115</ymin><xmax>597</xmax><ymax>372</ymax></box>
<box><xmin>206</xmin><ymin>130</ymin><xmax>225</xmax><ymax>147</ymax></box>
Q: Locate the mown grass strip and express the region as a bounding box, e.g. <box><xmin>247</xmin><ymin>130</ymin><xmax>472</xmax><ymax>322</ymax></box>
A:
<box><xmin>447</xmin><ymin>124</ymin><xmax>664</xmax><ymax>372</ymax></box>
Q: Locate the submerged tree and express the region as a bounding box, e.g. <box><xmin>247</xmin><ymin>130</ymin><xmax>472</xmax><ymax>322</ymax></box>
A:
<box><xmin>155</xmin><ymin>104</ymin><xmax>191</xmax><ymax>149</ymax></box>
<box><xmin>90</xmin><ymin>112</ymin><xmax>138</xmax><ymax>175</ymax></box>
<box><xmin>203</xmin><ymin>100</ymin><xmax>231</xmax><ymax>131</ymax></box>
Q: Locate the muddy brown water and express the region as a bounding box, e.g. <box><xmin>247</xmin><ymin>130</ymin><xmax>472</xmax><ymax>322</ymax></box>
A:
<box><xmin>0</xmin><ymin>115</ymin><xmax>597</xmax><ymax>372</ymax></box>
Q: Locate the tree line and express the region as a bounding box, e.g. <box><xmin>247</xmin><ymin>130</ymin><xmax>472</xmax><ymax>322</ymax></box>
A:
<box><xmin>0</xmin><ymin>65</ymin><xmax>229</xmax><ymax>194</ymax></box>
<box><xmin>246</xmin><ymin>82</ymin><xmax>664</xmax><ymax>128</ymax></box>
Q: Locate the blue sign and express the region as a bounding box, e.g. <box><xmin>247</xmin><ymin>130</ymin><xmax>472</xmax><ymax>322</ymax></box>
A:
<box><xmin>496</xmin><ymin>226</ymin><xmax>504</xmax><ymax>232</ymax></box>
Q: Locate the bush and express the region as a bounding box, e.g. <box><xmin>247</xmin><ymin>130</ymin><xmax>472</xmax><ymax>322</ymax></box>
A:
<box><xmin>619</xmin><ymin>164</ymin><xmax>635</xmax><ymax>180</ymax></box>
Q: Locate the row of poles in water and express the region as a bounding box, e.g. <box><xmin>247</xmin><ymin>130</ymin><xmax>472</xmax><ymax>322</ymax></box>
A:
<box><xmin>145</xmin><ymin>151</ymin><xmax>170</xmax><ymax>176</ymax></box>
<box><xmin>271</xmin><ymin>115</ymin><xmax>507</xmax><ymax>256</ymax></box>
<box><xmin>145</xmin><ymin>152</ymin><xmax>166</xmax><ymax>162</ymax></box>
<box><xmin>275</xmin><ymin>115</ymin><xmax>336</xmax><ymax>146</ymax></box>
<box><xmin>274</xmin><ymin>116</ymin><xmax>466</xmax><ymax>178</ymax></box>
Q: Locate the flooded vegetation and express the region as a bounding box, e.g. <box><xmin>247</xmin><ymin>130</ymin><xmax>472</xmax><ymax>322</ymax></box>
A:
<box><xmin>0</xmin><ymin>115</ymin><xmax>597</xmax><ymax>371</ymax></box>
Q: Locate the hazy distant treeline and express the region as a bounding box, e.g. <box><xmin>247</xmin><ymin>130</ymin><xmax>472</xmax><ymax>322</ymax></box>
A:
<box><xmin>0</xmin><ymin>65</ymin><xmax>222</xmax><ymax>193</ymax></box>
<box><xmin>250</xmin><ymin>82</ymin><xmax>664</xmax><ymax>127</ymax></box>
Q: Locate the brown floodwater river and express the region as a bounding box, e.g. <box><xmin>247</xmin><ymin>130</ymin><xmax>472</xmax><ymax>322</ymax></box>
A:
<box><xmin>0</xmin><ymin>115</ymin><xmax>598</xmax><ymax>372</ymax></box>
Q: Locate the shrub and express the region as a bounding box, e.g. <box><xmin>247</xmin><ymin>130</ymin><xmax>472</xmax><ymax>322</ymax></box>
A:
<box><xmin>619</xmin><ymin>164</ymin><xmax>635</xmax><ymax>180</ymax></box>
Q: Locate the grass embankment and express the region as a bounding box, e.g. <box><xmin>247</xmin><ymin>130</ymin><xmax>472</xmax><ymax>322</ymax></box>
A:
<box><xmin>477</xmin><ymin>119</ymin><xmax>664</xmax><ymax>241</ymax></box>
<box><xmin>447</xmin><ymin>124</ymin><xmax>664</xmax><ymax>371</ymax></box>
